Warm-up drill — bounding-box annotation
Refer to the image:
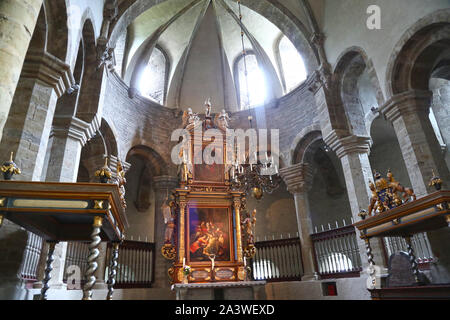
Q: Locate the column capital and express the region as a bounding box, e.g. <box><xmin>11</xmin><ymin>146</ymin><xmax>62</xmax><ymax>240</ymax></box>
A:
<box><xmin>381</xmin><ymin>90</ymin><xmax>433</xmax><ymax>123</ymax></box>
<box><xmin>22</xmin><ymin>51</ymin><xmax>75</xmax><ymax>98</ymax></box>
<box><xmin>153</xmin><ymin>176</ymin><xmax>179</xmax><ymax>190</ymax></box>
<box><xmin>324</xmin><ymin>131</ymin><xmax>372</xmax><ymax>159</ymax></box>
<box><xmin>279</xmin><ymin>162</ymin><xmax>314</xmax><ymax>194</ymax></box>
<box><xmin>50</xmin><ymin>116</ymin><xmax>95</xmax><ymax>146</ymax></box>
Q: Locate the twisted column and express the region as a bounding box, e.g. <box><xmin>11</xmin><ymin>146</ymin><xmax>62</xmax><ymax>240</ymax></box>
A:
<box><xmin>40</xmin><ymin>241</ymin><xmax>57</xmax><ymax>300</ymax></box>
<box><xmin>404</xmin><ymin>236</ymin><xmax>420</xmax><ymax>284</ymax></box>
<box><xmin>82</xmin><ymin>216</ymin><xmax>103</xmax><ymax>300</ymax></box>
<box><xmin>106</xmin><ymin>242</ymin><xmax>120</xmax><ymax>300</ymax></box>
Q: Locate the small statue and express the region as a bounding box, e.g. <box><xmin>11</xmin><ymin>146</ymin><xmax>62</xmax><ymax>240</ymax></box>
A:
<box><xmin>163</xmin><ymin>200</ymin><xmax>177</xmax><ymax>244</ymax></box>
<box><xmin>205</xmin><ymin>98</ymin><xmax>212</xmax><ymax>118</ymax></box>
<box><xmin>214</xmin><ymin>109</ymin><xmax>230</xmax><ymax>131</ymax></box>
<box><xmin>242</xmin><ymin>209</ymin><xmax>257</xmax><ymax>246</ymax></box>
<box><xmin>182</xmin><ymin>108</ymin><xmax>200</xmax><ymax>130</ymax></box>
<box><xmin>115</xmin><ymin>160</ymin><xmax>127</xmax><ymax>209</ymax></box>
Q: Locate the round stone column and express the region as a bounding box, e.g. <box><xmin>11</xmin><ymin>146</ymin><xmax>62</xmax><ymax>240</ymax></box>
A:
<box><xmin>280</xmin><ymin>163</ymin><xmax>316</xmax><ymax>280</ymax></box>
<box><xmin>0</xmin><ymin>0</ymin><xmax>43</xmax><ymax>140</ymax></box>
<box><xmin>152</xmin><ymin>176</ymin><xmax>178</xmax><ymax>288</ymax></box>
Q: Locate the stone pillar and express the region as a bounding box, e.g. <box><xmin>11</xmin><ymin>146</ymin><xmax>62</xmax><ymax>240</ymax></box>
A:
<box><xmin>45</xmin><ymin>117</ymin><xmax>92</xmax><ymax>182</ymax></box>
<box><xmin>0</xmin><ymin>52</ymin><xmax>73</xmax><ymax>181</ymax></box>
<box><xmin>382</xmin><ymin>90</ymin><xmax>450</xmax><ymax>283</ymax></box>
<box><xmin>0</xmin><ymin>0</ymin><xmax>43</xmax><ymax>141</ymax></box>
<box><xmin>279</xmin><ymin>163</ymin><xmax>316</xmax><ymax>280</ymax></box>
<box><xmin>152</xmin><ymin>176</ymin><xmax>178</xmax><ymax>288</ymax></box>
<box><xmin>381</xmin><ymin>90</ymin><xmax>450</xmax><ymax>197</ymax></box>
<box><xmin>326</xmin><ymin>134</ymin><xmax>387</xmax><ymax>270</ymax></box>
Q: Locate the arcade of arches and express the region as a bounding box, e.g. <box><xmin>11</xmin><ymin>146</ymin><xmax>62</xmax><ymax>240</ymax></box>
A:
<box><xmin>0</xmin><ymin>0</ymin><xmax>449</xmax><ymax>300</ymax></box>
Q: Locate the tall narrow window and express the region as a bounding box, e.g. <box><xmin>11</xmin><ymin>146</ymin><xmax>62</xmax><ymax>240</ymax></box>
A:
<box><xmin>139</xmin><ymin>47</ymin><xmax>167</xmax><ymax>105</ymax></box>
<box><xmin>237</xmin><ymin>54</ymin><xmax>266</xmax><ymax>109</ymax></box>
<box><xmin>279</xmin><ymin>36</ymin><xmax>307</xmax><ymax>92</ymax></box>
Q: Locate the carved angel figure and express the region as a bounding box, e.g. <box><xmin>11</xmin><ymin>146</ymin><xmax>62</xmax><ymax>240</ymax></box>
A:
<box><xmin>115</xmin><ymin>160</ymin><xmax>127</xmax><ymax>209</ymax></box>
<box><xmin>182</xmin><ymin>108</ymin><xmax>200</xmax><ymax>129</ymax></box>
<box><xmin>241</xmin><ymin>209</ymin><xmax>257</xmax><ymax>245</ymax></box>
<box><xmin>162</xmin><ymin>200</ymin><xmax>176</xmax><ymax>244</ymax></box>
<box><xmin>205</xmin><ymin>98</ymin><xmax>212</xmax><ymax>117</ymax></box>
<box><xmin>214</xmin><ymin>109</ymin><xmax>230</xmax><ymax>131</ymax></box>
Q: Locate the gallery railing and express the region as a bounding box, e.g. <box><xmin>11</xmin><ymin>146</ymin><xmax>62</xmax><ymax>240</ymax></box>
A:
<box><xmin>63</xmin><ymin>240</ymin><xmax>155</xmax><ymax>288</ymax></box>
<box><xmin>19</xmin><ymin>232</ymin><xmax>43</xmax><ymax>282</ymax></box>
<box><xmin>383</xmin><ymin>232</ymin><xmax>434</xmax><ymax>269</ymax></box>
<box><xmin>311</xmin><ymin>224</ymin><xmax>362</xmax><ymax>279</ymax></box>
<box><xmin>251</xmin><ymin>235</ymin><xmax>303</xmax><ymax>282</ymax></box>
<box><xmin>108</xmin><ymin>240</ymin><xmax>155</xmax><ymax>288</ymax></box>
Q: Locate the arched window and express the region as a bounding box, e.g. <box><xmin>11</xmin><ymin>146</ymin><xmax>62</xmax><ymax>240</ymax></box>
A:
<box><xmin>236</xmin><ymin>53</ymin><xmax>267</xmax><ymax>109</ymax></box>
<box><xmin>139</xmin><ymin>46</ymin><xmax>169</xmax><ymax>105</ymax></box>
<box><xmin>278</xmin><ymin>36</ymin><xmax>307</xmax><ymax>92</ymax></box>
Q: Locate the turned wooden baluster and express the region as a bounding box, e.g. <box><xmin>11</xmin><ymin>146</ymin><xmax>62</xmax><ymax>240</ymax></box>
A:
<box><xmin>41</xmin><ymin>241</ymin><xmax>58</xmax><ymax>300</ymax></box>
<box><xmin>106</xmin><ymin>242</ymin><xmax>120</xmax><ymax>300</ymax></box>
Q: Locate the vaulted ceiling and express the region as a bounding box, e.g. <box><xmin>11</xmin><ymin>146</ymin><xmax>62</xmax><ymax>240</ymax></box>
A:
<box><xmin>115</xmin><ymin>0</ymin><xmax>322</xmax><ymax>112</ymax></box>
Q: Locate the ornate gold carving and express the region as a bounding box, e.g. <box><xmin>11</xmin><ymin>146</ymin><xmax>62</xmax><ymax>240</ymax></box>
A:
<box><xmin>94</xmin><ymin>200</ymin><xmax>104</xmax><ymax>209</ymax></box>
<box><xmin>429</xmin><ymin>170</ymin><xmax>443</xmax><ymax>191</ymax></box>
<box><xmin>93</xmin><ymin>216</ymin><xmax>103</xmax><ymax>228</ymax></box>
<box><xmin>168</xmin><ymin>267</ymin><xmax>175</xmax><ymax>284</ymax></box>
<box><xmin>1</xmin><ymin>152</ymin><xmax>21</xmax><ymax>180</ymax></box>
<box><xmin>237</xmin><ymin>267</ymin><xmax>246</xmax><ymax>281</ymax></box>
<box><xmin>95</xmin><ymin>158</ymin><xmax>112</xmax><ymax>183</ymax></box>
<box><xmin>161</xmin><ymin>244</ymin><xmax>176</xmax><ymax>260</ymax></box>
<box><xmin>367</xmin><ymin>170</ymin><xmax>416</xmax><ymax>217</ymax></box>
<box><xmin>0</xmin><ymin>214</ymin><xmax>4</xmax><ymax>227</ymax></box>
<box><xmin>0</xmin><ymin>198</ymin><xmax>6</xmax><ymax>207</ymax></box>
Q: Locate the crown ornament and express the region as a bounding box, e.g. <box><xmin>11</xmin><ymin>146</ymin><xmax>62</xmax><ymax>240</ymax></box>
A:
<box><xmin>366</xmin><ymin>169</ymin><xmax>416</xmax><ymax>218</ymax></box>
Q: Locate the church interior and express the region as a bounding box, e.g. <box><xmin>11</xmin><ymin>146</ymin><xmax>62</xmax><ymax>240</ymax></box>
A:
<box><xmin>0</xmin><ymin>0</ymin><xmax>449</xmax><ymax>301</ymax></box>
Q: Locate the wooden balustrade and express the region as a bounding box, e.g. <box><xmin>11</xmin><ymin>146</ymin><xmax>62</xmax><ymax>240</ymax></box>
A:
<box><xmin>107</xmin><ymin>240</ymin><xmax>155</xmax><ymax>289</ymax></box>
<box><xmin>251</xmin><ymin>237</ymin><xmax>303</xmax><ymax>282</ymax></box>
<box><xmin>383</xmin><ymin>232</ymin><xmax>434</xmax><ymax>270</ymax></box>
<box><xmin>63</xmin><ymin>240</ymin><xmax>155</xmax><ymax>289</ymax></box>
<box><xmin>311</xmin><ymin>225</ymin><xmax>362</xmax><ymax>279</ymax></box>
<box><xmin>19</xmin><ymin>232</ymin><xmax>43</xmax><ymax>282</ymax></box>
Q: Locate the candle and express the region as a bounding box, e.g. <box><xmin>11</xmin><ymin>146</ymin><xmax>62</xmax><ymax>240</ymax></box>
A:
<box><xmin>212</xmin><ymin>259</ymin><xmax>215</xmax><ymax>270</ymax></box>
<box><xmin>183</xmin><ymin>258</ymin><xmax>186</xmax><ymax>268</ymax></box>
<box><xmin>244</xmin><ymin>257</ymin><xmax>247</xmax><ymax>267</ymax></box>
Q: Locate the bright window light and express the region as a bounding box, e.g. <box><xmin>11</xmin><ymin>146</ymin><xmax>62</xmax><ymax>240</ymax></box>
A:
<box><xmin>238</xmin><ymin>54</ymin><xmax>266</xmax><ymax>109</ymax></box>
<box><xmin>139</xmin><ymin>47</ymin><xmax>166</xmax><ymax>104</ymax></box>
<box><xmin>279</xmin><ymin>36</ymin><xmax>307</xmax><ymax>92</ymax></box>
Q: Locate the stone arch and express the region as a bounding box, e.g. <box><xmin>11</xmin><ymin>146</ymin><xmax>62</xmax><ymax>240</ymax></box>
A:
<box><xmin>333</xmin><ymin>47</ymin><xmax>385</xmax><ymax>137</ymax></box>
<box><xmin>386</xmin><ymin>9</ymin><xmax>450</xmax><ymax>97</ymax></box>
<box><xmin>44</xmin><ymin>0</ymin><xmax>69</xmax><ymax>62</ymax></box>
<box><xmin>100</xmin><ymin>119</ymin><xmax>120</xmax><ymax>159</ymax></box>
<box><xmin>295</xmin><ymin>132</ymin><xmax>351</xmax><ymax>230</ymax></box>
<box><xmin>289</xmin><ymin>123</ymin><xmax>322</xmax><ymax>165</ymax></box>
<box><xmin>125</xmin><ymin>145</ymin><xmax>168</xmax><ymax>213</ymax></box>
<box><xmin>74</xmin><ymin>18</ymin><xmax>103</xmax><ymax>123</ymax></box>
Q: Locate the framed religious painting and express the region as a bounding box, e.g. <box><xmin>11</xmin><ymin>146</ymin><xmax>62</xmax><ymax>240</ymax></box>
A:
<box><xmin>192</xmin><ymin>141</ymin><xmax>225</xmax><ymax>184</ymax></box>
<box><xmin>187</xmin><ymin>205</ymin><xmax>234</xmax><ymax>265</ymax></box>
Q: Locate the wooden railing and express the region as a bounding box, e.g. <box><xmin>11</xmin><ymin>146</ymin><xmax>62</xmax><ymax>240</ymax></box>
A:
<box><xmin>108</xmin><ymin>240</ymin><xmax>155</xmax><ymax>288</ymax></box>
<box><xmin>19</xmin><ymin>232</ymin><xmax>43</xmax><ymax>282</ymax></box>
<box><xmin>63</xmin><ymin>240</ymin><xmax>155</xmax><ymax>288</ymax></box>
<box><xmin>383</xmin><ymin>232</ymin><xmax>434</xmax><ymax>270</ymax></box>
<box><xmin>251</xmin><ymin>236</ymin><xmax>303</xmax><ymax>282</ymax></box>
<box><xmin>311</xmin><ymin>225</ymin><xmax>362</xmax><ymax>279</ymax></box>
